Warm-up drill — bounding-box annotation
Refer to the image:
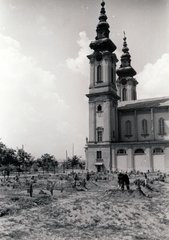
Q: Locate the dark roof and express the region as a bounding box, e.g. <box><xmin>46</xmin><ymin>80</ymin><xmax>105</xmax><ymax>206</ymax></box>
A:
<box><xmin>118</xmin><ymin>96</ymin><xmax>169</xmax><ymax>110</ymax></box>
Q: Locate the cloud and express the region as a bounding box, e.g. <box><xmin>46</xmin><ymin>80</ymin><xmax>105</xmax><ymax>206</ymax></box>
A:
<box><xmin>66</xmin><ymin>31</ymin><xmax>91</xmax><ymax>77</ymax></box>
<box><xmin>137</xmin><ymin>53</ymin><xmax>169</xmax><ymax>99</ymax></box>
<box><xmin>66</xmin><ymin>31</ymin><xmax>122</xmax><ymax>78</ymax></box>
<box><xmin>0</xmin><ymin>34</ymin><xmax>69</xmax><ymax>156</ymax></box>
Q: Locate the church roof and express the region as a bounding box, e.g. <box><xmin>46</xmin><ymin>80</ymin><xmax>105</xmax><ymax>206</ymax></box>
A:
<box><xmin>118</xmin><ymin>96</ymin><xmax>169</xmax><ymax>110</ymax></box>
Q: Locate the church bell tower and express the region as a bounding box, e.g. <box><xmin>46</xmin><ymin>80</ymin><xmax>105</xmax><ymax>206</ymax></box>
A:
<box><xmin>85</xmin><ymin>1</ymin><xmax>120</xmax><ymax>172</ymax></box>
<box><xmin>116</xmin><ymin>33</ymin><xmax>138</xmax><ymax>101</ymax></box>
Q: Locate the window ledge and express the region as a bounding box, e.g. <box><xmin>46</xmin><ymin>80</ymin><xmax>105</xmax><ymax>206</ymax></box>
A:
<box><xmin>96</xmin><ymin>159</ymin><xmax>104</xmax><ymax>162</ymax></box>
<box><xmin>158</xmin><ymin>133</ymin><xmax>166</xmax><ymax>136</ymax></box>
<box><xmin>134</xmin><ymin>153</ymin><xmax>145</xmax><ymax>155</ymax></box>
<box><xmin>96</xmin><ymin>81</ymin><xmax>103</xmax><ymax>84</ymax></box>
<box><xmin>117</xmin><ymin>154</ymin><xmax>127</xmax><ymax>156</ymax></box>
<box><xmin>141</xmin><ymin>134</ymin><xmax>149</xmax><ymax>138</ymax></box>
<box><xmin>153</xmin><ymin>153</ymin><xmax>164</xmax><ymax>155</ymax></box>
<box><xmin>125</xmin><ymin>134</ymin><xmax>133</xmax><ymax>138</ymax></box>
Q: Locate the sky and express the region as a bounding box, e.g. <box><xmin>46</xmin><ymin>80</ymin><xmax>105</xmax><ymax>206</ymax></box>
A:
<box><xmin>0</xmin><ymin>0</ymin><xmax>169</xmax><ymax>160</ymax></box>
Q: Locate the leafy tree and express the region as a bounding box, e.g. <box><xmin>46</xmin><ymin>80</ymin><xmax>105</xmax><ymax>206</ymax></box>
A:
<box><xmin>40</xmin><ymin>153</ymin><xmax>56</xmax><ymax>173</ymax></box>
<box><xmin>0</xmin><ymin>140</ymin><xmax>17</xmax><ymax>169</ymax></box>
<box><xmin>1</xmin><ymin>148</ymin><xmax>17</xmax><ymax>167</ymax></box>
<box><xmin>16</xmin><ymin>148</ymin><xmax>33</xmax><ymax>172</ymax></box>
<box><xmin>51</xmin><ymin>158</ymin><xmax>58</xmax><ymax>174</ymax></box>
<box><xmin>68</xmin><ymin>155</ymin><xmax>80</xmax><ymax>170</ymax></box>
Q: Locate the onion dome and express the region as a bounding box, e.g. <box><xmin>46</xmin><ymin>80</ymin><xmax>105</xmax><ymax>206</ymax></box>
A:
<box><xmin>89</xmin><ymin>1</ymin><xmax>116</xmax><ymax>53</ymax></box>
<box><xmin>116</xmin><ymin>32</ymin><xmax>136</xmax><ymax>77</ymax></box>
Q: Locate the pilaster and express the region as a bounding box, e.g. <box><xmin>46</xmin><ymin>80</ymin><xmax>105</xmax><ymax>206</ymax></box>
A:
<box><xmin>127</xmin><ymin>148</ymin><xmax>134</xmax><ymax>171</ymax></box>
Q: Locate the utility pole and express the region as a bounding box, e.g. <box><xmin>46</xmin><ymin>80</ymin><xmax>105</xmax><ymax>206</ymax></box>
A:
<box><xmin>72</xmin><ymin>143</ymin><xmax>74</xmax><ymax>157</ymax></box>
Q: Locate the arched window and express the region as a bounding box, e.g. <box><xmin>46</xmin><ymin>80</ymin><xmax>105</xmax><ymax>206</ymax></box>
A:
<box><xmin>97</xmin><ymin>104</ymin><xmax>102</xmax><ymax>112</ymax></box>
<box><xmin>122</xmin><ymin>88</ymin><xmax>127</xmax><ymax>101</ymax></box>
<box><xmin>133</xmin><ymin>89</ymin><xmax>136</xmax><ymax>100</ymax></box>
<box><xmin>153</xmin><ymin>148</ymin><xmax>164</xmax><ymax>154</ymax></box>
<box><xmin>111</xmin><ymin>67</ymin><xmax>114</xmax><ymax>84</ymax></box>
<box><xmin>142</xmin><ymin>119</ymin><xmax>148</xmax><ymax>135</ymax></box>
<box><xmin>159</xmin><ymin>118</ymin><xmax>165</xmax><ymax>135</ymax></box>
<box><xmin>134</xmin><ymin>148</ymin><xmax>144</xmax><ymax>154</ymax></box>
<box><xmin>117</xmin><ymin>149</ymin><xmax>127</xmax><ymax>155</ymax></box>
<box><xmin>125</xmin><ymin>120</ymin><xmax>131</xmax><ymax>136</ymax></box>
<box><xmin>97</xmin><ymin>65</ymin><xmax>102</xmax><ymax>83</ymax></box>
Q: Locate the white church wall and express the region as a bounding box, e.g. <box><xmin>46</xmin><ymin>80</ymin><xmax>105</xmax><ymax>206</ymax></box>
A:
<box><xmin>137</xmin><ymin>112</ymin><xmax>152</xmax><ymax>141</ymax></box>
<box><xmin>89</xmin><ymin>102</ymin><xmax>96</xmax><ymax>142</ymax></box>
<box><xmin>154</xmin><ymin>109</ymin><xmax>169</xmax><ymax>141</ymax></box>
<box><xmin>119</xmin><ymin>114</ymin><xmax>135</xmax><ymax>141</ymax></box>
<box><xmin>117</xmin><ymin>155</ymin><xmax>127</xmax><ymax>171</ymax></box>
<box><xmin>134</xmin><ymin>155</ymin><xmax>146</xmax><ymax>172</ymax></box>
<box><xmin>164</xmin><ymin>147</ymin><xmax>169</xmax><ymax>172</ymax></box>
<box><xmin>153</xmin><ymin>155</ymin><xmax>165</xmax><ymax>172</ymax></box>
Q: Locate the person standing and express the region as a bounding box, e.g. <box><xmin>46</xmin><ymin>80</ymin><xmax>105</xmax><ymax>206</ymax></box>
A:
<box><xmin>86</xmin><ymin>171</ymin><xmax>90</xmax><ymax>181</ymax></box>
<box><xmin>118</xmin><ymin>172</ymin><xmax>124</xmax><ymax>189</ymax></box>
<box><xmin>144</xmin><ymin>173</ymin><xmax>148</xmax><ymax>186</ymax></box>
<box><xmin>74</xmin><ymin>173</ymin><xmax>78</xmax><ymax>187</ymax></box>
<box><xmin>123</xmin><ymin>173</ymin><xmax>130</xmax><ymax>190</ymax></box>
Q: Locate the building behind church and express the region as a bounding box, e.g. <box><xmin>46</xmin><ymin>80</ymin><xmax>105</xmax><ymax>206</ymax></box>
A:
<box><xmin>85</xmin><ymin>1</ymin><xmax>169</xmax><ymax>173</ymax></box>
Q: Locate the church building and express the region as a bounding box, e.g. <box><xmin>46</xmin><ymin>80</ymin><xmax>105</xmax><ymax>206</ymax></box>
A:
<box><xmin>85</xmin><ymin>1</ymin><xmax>169</xmax><ymax>173</ymax></box>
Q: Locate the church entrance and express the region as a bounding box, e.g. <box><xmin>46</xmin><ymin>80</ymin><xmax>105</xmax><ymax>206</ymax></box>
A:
<box><xmin>97</xmin><ymin>165</ymin><xmax>101</xmax><ymax>172</ymax></box>
<box><xmin>95</xmin><ymin>163</ymin><xmax>103</xmax><ymax>172</ymax></box>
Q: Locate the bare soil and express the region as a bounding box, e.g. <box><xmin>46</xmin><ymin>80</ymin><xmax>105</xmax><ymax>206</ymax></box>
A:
<box><xmin>0</xmin><ymin>173</ymin><xmax>169</xmax><ymax>240</ymax></box>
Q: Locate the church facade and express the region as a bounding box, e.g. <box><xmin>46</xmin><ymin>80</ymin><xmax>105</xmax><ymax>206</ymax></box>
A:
<box><xmin>85</xmin><ymin>1</ymin><xmax>169</xmax><ymax>173</ymax></box>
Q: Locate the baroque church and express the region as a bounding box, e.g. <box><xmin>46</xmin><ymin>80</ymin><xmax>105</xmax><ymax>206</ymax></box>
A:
<box><xmin>85</xmin><ymin>1</ymin><xmax>169</xmax><ymax>173</ymax></box>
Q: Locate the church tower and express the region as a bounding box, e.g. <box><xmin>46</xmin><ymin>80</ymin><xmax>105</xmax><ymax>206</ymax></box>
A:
<box><xmin>85</xmin><ymin>1</ymin><xmax>119</xmax><ymax>172</ymax></box>
<box><xmin>116</xmin><ymin>33</ymin><xmax>138</xmax><ymax>101</ymax></box>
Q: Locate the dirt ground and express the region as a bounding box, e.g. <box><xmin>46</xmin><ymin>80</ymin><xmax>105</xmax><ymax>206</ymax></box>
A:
<box><xmin>0</xmin><ymin>172</ymin><xmax>169</xmax><ymax>240</ymax></box>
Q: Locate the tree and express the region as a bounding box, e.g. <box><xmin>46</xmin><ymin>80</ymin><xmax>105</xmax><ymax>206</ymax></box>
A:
<box><xmin>40</xmin><ymin>153</ymin><xmax>56</xmax><ymax>173</ymax></box>
<box><xmin>16</xmin><ymin>148</ymin><xmax>34</xmax><ymax>172</ymax></box>
<box><xmin>51</xmin><ymin>158</ymin><xmax>58</xmax><ymax>174</ymax></box>
<box><xmin>0</xmin><ymin>140</ymin><xmax>17</xmax><ymax>169</ymax></box>
<box><xmin>2</xmin><ymin>148</ymin><xmax>17</xmax><ymax>167</ymax></box>
<box><xmin>68</xmin><ymin>155</ymin><xmax>80</xmax><ymax>170</ymax></box>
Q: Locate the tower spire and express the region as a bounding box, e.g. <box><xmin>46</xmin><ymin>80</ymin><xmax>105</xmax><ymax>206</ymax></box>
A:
<box><xmin>99</xmin><ymin>0</ymin><xmax>107</xmax><ymax>23</ymax></box>
<box><xmin>116</xmin><ymin>32</ymin><xmax>138</xmax><ymax>101</ymax></box>
<box><xmin>117</xmin><ymin>32</ymin><xmax>136</xmax><ymax>77</ymax></box>
<box><xmin>96</xmin><ymin>0</ymin><xmax>109</xmax><ymax>40</ymax></box>
<box><xmin>89</xmin><ymin>0</ymin><xmax>116</xmax><ymax>52</ymax></box>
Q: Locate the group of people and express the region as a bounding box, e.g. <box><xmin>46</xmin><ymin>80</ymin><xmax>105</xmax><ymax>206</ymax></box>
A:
<box><xmin>73</xmin><ymin>170</ymin><xmax>131</xmax><ymax>191</ymax></box>
<box><xmin>2</xmin><ymin>169</ymin><xmax>10</xmax><ymax>179</ymax></box>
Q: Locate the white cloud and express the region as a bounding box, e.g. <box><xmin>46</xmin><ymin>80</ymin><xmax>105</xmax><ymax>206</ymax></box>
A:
<box><xmin>137</xmin><ymin>53</ymin><xmax>169</xmax><ymax>99</ymax></box>
<box><xmin>66</xmin><ymin>31</ymin><xmax>90</xmax><ymax>77</ymax></box>
<box><xmin>0</xmin><ymin>34</ymin><xmax>69</xmax><ymax>156</ymax></box>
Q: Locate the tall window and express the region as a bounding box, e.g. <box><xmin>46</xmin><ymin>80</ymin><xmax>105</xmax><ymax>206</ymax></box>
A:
<box><xmin>97</xmin><ymin>130</ymin><xmax>103</xmax><ymax>142</ymax></box>
<box><xmin>97</xmin><ymin>151</ymin><xmax>102</xmax><ymax>159</ymax></box>
<box><xmin>122</xmin><ymin>88</ymin><xmax>127</xmax><ymax>101</ymax></box>
<box><xmin>111</xmin><ymin>67</ymin><xmax>114</xmax><ymax>84</ymax></box>
<box><xmin>97</xmin><ymin>65</ymin><xmax>102</xmax><ymax>83</ymax></box>
<box><xmin>159</xmin><ymin>118</ymin><xmax>165</xmax><ymax>135</ymax></box>
<box><xmin>142</xmin><ymin>119</ymin><xmax>148</xmax><ymax>135</ymax></box>
<box><xmin>125</xmin><ymin>120</ymin><xmax>131</xmax><ymax>135</ymax></box>
<box><xmin>97</xmin><ymin>127</ymin><xmax>103</xmax><ymax>142</ymax></box>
